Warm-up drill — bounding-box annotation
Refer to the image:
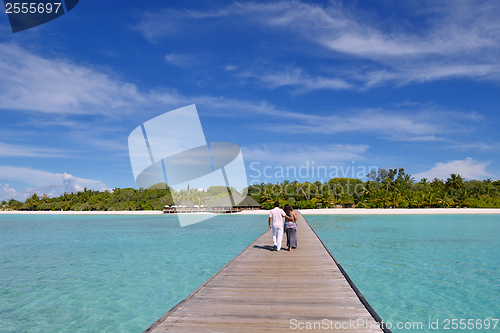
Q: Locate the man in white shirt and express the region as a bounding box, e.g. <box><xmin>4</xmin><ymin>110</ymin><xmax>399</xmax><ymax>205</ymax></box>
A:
<box><xmin>268</xmin><ymin>201</ymin><xmax>289</xmax><ymax>252</ymax></box>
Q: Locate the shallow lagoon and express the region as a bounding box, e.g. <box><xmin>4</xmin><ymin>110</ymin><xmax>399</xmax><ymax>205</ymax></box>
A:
<box><xmin>308</xmin><ymin>214</ymin><xmax>500</xmax><ymax>332</ymax></box>
<box><xmin>0</xmin><ymin>214</ymin><xmax>265</xmax><ymax>333</ymax></box>
<box><xmin>1</xmin><ymin>213</ymin><xmax>499</xmax><ymax>332</ymax></box>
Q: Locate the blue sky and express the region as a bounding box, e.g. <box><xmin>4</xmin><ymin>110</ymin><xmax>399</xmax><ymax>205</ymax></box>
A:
<box><xmin>1</xmin><ymin>0</ymin><xmax>499</xmax><ymax>201</ymax></box>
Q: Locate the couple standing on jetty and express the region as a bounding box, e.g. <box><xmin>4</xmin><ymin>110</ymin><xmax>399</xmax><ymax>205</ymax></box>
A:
<box><xmin>268</xmin><ymin>202</ymin><xmax>298</xmax><ymax>252</ymax></box>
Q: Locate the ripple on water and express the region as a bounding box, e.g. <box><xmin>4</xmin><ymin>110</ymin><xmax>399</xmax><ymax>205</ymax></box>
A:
<box><xmin>0</xmin><ymin>214</ymin><xmax>265</xmax><ymax>333</ymax></box>
<box><xmin>308</xmin><ymin>214</ymin><xmax>500</xmax><ymax>333</ymax></box>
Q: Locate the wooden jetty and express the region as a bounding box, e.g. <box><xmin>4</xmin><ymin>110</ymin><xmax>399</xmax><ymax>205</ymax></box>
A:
<box><xmin>144</xmin><ymin>212</ymin><xmax>391</xmax><ymax>332</ymax></box>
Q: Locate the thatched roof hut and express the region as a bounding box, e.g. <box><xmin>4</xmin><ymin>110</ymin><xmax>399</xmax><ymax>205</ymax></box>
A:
<box><xmin>207</xmin><ymin>193</ymin><xmax>262</xmax><ymax>210</ymax></box>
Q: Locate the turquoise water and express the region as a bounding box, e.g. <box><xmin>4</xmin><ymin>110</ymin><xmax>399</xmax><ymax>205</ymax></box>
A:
<box><xmin>2</xmin><ymin>214</ymin><xmax>499</xmax><ymax>333</ymax></box>
<box><xmin>0</xmin><ymin>214</ymin><xmax>265</xmax><ymax>333</ymax></box>
<box><xmin>307</xmin><ymin>214</ymin><xmax>500</xmax><ymax>332</ymax></box>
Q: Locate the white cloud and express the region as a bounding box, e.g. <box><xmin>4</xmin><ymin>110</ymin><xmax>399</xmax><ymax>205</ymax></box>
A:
<box><xmin>183</xmin><ymin>96</ymin><xmax>482</xmax><ymax>142</ymax></box>
<box><xmin>0</xmin><ymin>43</ymin><xmax>150</xmax><ymax>115</ymax></box>
<box><xmin>361</xmin><ymin>64</ymin><xmax>499</xmax><ymax>88</ymax></box>
<box><xmin>165</xmin><ymin>53</ymin><xmax>199</xmax><ymax>67</ymax></box>
<box><xmin>0</xmin><ymin>183</ymin><xmax>43</xmax><ymax>202</ymax></box>
<box><xmin>245</xmin><ymin>1</ymin><xmax>500</xmax><ymax>58</ymax></box>
<box><xmin>242</xmin><ymin>143</ymin><xmax>373</xmax><ymax>181</ymax></box>
<box><xmin>0</xmin><ymin>141</ymin><xmax>71</xmax><ymax>157</ymax></box>
<box><xmin>250</xmin><ymin>106</ymin><xmax>480</xmax><ymax>141</ymax></box>
<box><xmin>1</xmin><ymin>184</ymin><xmax>17</xmax><ymax>199</ymax></box>
<box><xmin>242</xmin><ymin>143</ymin><xmax>369</xmax><ymax>165</ymax></box>
<box><xmin>446</xmin><ymin>142</ymin><xmax>500</xmax><ymax>151</ymax></box>
<box><xmin>0</xmin><ymin>166</ymin><xmax>107</xmax><ymax>201</ymax></box>
<box><xmin>0</xmin><ymin>43</ymin><xmax>269</xmax><ymax>118</ymax></box>
<box><xmin>413</xmin><ymin>157</ymin><xmax>494</xmax><ymax>181</ymax></box>
<box><xmin>0</xmin><ymin>43</ymin><xmax>212</xmax><ymax>117</ymax></box>
<box><xmin>0</xmin><ymin>42</ymin><xmax>483</xmax><ymax>146</ymax></box>
<box><xmin>136</xmin><ymin>1</ymin><xmax>500</xmax><ymax>88</ymax></box>
<box><xmin>255</xmin><ymin>67</ymin><xmax>352</xmax><ymax>93</ymax></box>
<box><xmin>165</xmin><ymin>94</ymin><xmax>480</xmax><ymax>142</ymax></box>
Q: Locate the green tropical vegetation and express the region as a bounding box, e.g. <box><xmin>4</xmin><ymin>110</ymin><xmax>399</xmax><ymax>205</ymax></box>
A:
<box><xmin>0</xmin><ymin>185</ymin><xmax>238</xmax><ymax>211</ymax></box>
<box><xmin>247</xmin><ymin>169</ymin><xmax>500</xmax><ymax>210</ymax></box>
<box><xmin>1</xmin><ymin>169</ymin><xmax>500</xmax><ymax>211</ymax></box>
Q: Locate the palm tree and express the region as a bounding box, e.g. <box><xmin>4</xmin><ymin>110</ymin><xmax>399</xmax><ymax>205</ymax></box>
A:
<box><xmin>406</xmin><ymin>192</ymin><xmax>419</xmax><ymax>208</ymax></box>
<box><xmin>442</xmin><ymin>195</ymin><xmax>455</xmax><ymax>208</ymax></box>
<box><xmin>389</xmin><ymin>191</ymin><xmax>403</xmax><ymax>208</ymax></box>
<box><xmin>424</xmin><ymin>192</ymin><xmax>440</xmax><ymax>207</ymax></box>
<box><xmin>355</xmin><ymin>197</ymin><xmax>371</xmax><ymax>208</ymax></box>
<box><xmin>373</xmin><ymin>190</ymin><xmax>391</xmax><ymax>208</ymax></box>
<box><xmin>338</xmin><ymin>193</ymin><xmax>354</xmax><ymax>208</ymax></box>
<box><xmin>185</xmin><ymin>188</ymin><xmax>199</xmax><ymax>203</ymax></box>
<box><xmin>381</xmin><ymin>178</ymin><xmax>392</xmax><ymax>191</ymax></box>
<box><xmin>431</xmin><ymin>178</ymin><xmax>445</xmax><ymax>190</ymax></box>
<box><xmin>361</xmin><ymin>181</ymin><xmax>377</xmax><ymax>198</ymax></box>
<box><xmin>446</xmin><ymin>173</ymin><xmax>464</xmax><ymax>190</ymax></box>
<box><xmin>403</xmin><ymin>174</ymin><xmax>415</xmax><ymax>186</ymax></box>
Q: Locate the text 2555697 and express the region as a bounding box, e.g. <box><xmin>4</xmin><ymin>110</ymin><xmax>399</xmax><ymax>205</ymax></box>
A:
<box><xmin>5</xmin><ymin>3</ymin><xmax>62</xmax><ymax>14</ymax></box>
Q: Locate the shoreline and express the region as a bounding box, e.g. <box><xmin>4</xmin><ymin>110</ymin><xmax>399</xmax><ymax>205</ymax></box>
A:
<box><xmin>0</xmin><ymin>210</ymin><xmax>164</xmax><ymax>215</ymax></box>
<box><xmin>239</xmin><ymin>208</ymin><xmax>500</xmax><ymax>215</ymax></box>
<box><xmin>1</xmin><ymin>208</ymin><xmax>499</xmax><ymax>215</ymax></box>
<box><xmin>297</xmin><ymin>208</ymin><xmax>500</xmax><ymax>215</ymax></box>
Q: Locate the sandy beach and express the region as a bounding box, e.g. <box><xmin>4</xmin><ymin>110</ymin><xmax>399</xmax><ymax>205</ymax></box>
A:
<box><xmin>1</xmin><ymin>208</ymin><xmax>499</xmax><ymax>215</ymax></box>
<box><xmin>0</xmin><ymin>210</ymin><xmax>164</xmax><ymax>215</ymax></box>
<box><xmin>239</xmin><ymin>208</ymin><xmax>500</xmax><ymax>215</ymax></box>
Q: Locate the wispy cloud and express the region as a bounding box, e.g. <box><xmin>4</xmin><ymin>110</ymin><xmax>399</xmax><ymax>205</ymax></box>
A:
<box><xmin>242</xmin><ymin>143</ymin><xmax>373</xmax><ymax>182</ymax></box>
<box><xmin>243</xmin><ymin>67</ymin><xmax>352</xmax><ymax>93</ymax></box>
<box><xmin>247</xmin><ymin>105</ymin><xmax>481</xmax><ymax>141</ymax></box>
<box><xmin>360</xmin><ymin>64</ymin><xmax>500</xmax><ymax>88</ymax></box>
<box><xmin>445</xmin><ymin>142</ymin><xmax>500</xmax><ymax>151</ymax></box>
<box><xmin>185</xmin><ymin>96</ymin><xmax>483</xmax><ymax>142</ymax></box>
<box><xmin>0</xmin><ymin>43</ymin><xmax>263</xmax><ymax>118</ymax></box>
<box><xmin>165</xmin><ymin>53</ymin><xmax>203</xmax><ymax>67</ymax></box>
<box><xmin>136</xmin><ymin>1</ymin><xmax>500</xmax><ymax>89</ymax></box>
<box><xmin>413</xmin><ymin>157</ymin><xmax>495</xmax><ymax>180</ymax></box>
<box><xmin>0</xmin><ymin>42</ymin><xmax>484</xmax><ymax>147</ymax></box>
<box><xmin>0</xmin><ymin>166</ymin><xmax>108</xmax><ymax>201</ymax></box>
<box><xmin>242</xmin><ymin>143</ymin><xmax>369</xmax><ymax>165</ymax></box>
<box><xmin>224</xmin><ymin>65</ymin><xmax>239</xmax><ymax>71</ymax></box>
<box><xmin>0</xmin><ymin>43</ymin><xmax>150</xmax><ymax>115</ymax></box>
<box><xmin>156</xmin><ymin>93</ymin><xmax>482</xmax><ymax>142</ymax></box>
<box><xmin>0</xmin><ymin>141</ymin><xmax>72</xmax><ymax>157</ymax></box>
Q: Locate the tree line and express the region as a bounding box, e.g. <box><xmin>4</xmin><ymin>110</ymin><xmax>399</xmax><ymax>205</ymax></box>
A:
<box><xmin>248</xmin><ymin>169</ymin><xmax>500</xmax><ymax>209</ymax></box>
<box><xmin>1</xmin><ymin>169</ymin><xmax>499</xmax><ymax>211</ymax></box>
<box><xmin>0</xmin><ymin>185</ymin><xmax>237</xmax><ymax>211</ymax></box>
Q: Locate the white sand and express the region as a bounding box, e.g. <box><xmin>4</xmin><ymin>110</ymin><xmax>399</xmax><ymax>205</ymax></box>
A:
<box><xmin>238</xmin><ymin>208</ymin><xmax>500</xmax><ymax>215</ymax></box>
<box><xmin>299</xmin><ymin>208</ymin><xmax>500</xmax><ymax>214</ymax></box>
<box><xmin>0</xmin><ymin>210</ymin><xmax>163</xmax><ymax>215</ymax></box>
<box><xmin>1</xmin><ymin>208</ymin><xmax>499</xmax><ymax>215</ymax></box>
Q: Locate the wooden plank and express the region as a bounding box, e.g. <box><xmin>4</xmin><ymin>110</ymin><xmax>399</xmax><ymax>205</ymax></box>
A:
<box><xmin>144</xmin><ymin>212</ymin><xmax>391</xmax><ymax>333</ymax></box>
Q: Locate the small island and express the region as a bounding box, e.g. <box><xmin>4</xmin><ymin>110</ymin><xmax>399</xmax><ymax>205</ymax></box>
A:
<box><xmin>2</xmin><ymin>169</ymin><xmax>499</xmax><ymax>211</ymax></box>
